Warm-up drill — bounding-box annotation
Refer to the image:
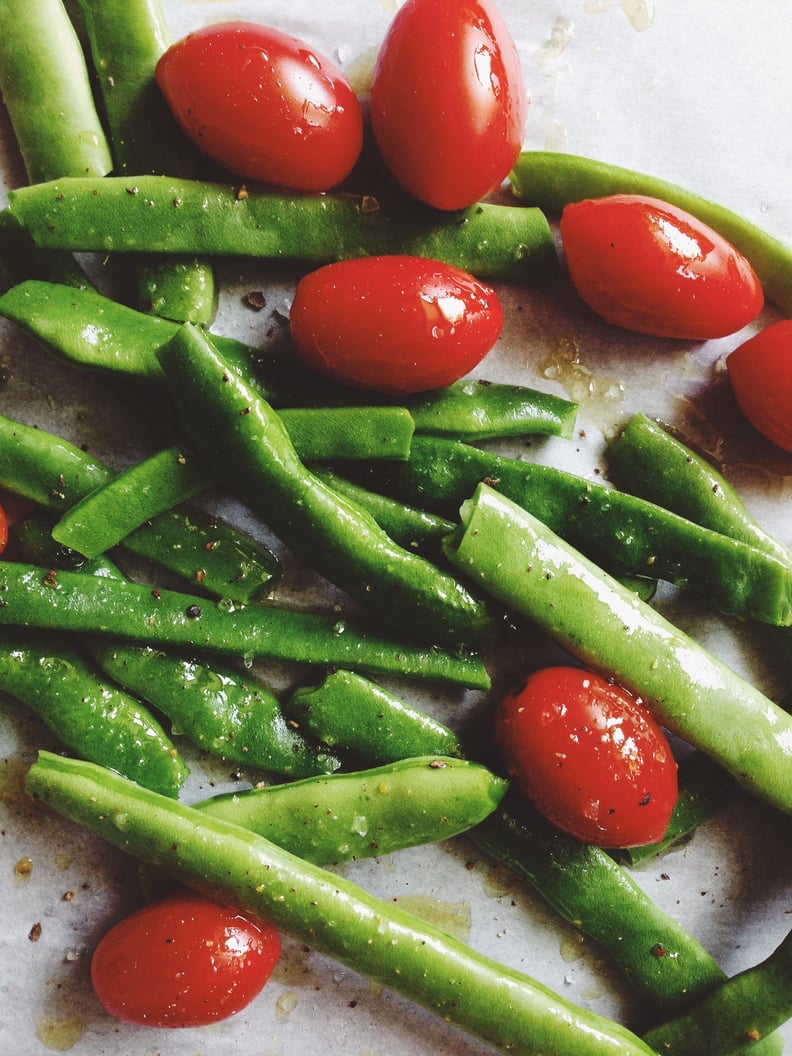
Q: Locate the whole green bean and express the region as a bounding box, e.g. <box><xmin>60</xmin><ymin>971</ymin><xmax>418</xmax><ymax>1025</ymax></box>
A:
<box><xmin>0</xmin><ymin>412</ymin><xmax>280</xmax><ymax>602</ymax></box>
<box><xmin>0</xmin><ymin>629</ymin><xmax>187</xmax><ymax>796</ymax></box>
<box><xmin>26</xmin><ymin>751</ymin><xmax>656</xmax><ymax>1056</ymax></box>
<box><xmin>8</xmin><ymin>175</ymin><xmax>558</xmax><ymax>282</ymax></box>
<box><xmin>509</xmin><ymin>150</ymin><xmax>792</xmax><ymax>316</ymax></box>
<box><xmin>0</xmin><ymin>562</ymin><xmax>491</xmax><ymax>688</ymax></box>
<box><xmin>0</xmin><ymin>210</ymin><xmax>90</xmax><ymax>290</ymax></box>
<box><xmin>286</xmin><ymin>668</ymin><xmax>736</xmax><ymax>1016</ymax></box>
<box><xmin>0</xmin><ymin>0</ymin><xmax>112</xmax><ymax>183</ymax></box>
<box><xmin>643</xmin><ymin>927</ymin><xmax>792</xmax><ymax>1056</ymax></box>
<box><xmin>76</xmin><ymin>0</ymin><xmax>216</xmax><ymax>322</ymax></box>
<box><xmin>444</xmin><ymin>483</ymin><xmax>792</xmax><ymax>817</ymax></box>
<box><xmin>158</xmin><ymin>324</ymin><xmax>504</xmax><ymax>649</ymax></box>
<box><xmin>288</xmin><ymin>669</ymin><xmax>463</xmax><ymax>763</ymax></box>
<box><xmin>195</xmin><ymin>755</ymin><xmax>506</xmax><ymax>862</ymax></box>
<box><xmin>361</xmin><ymin>435</ymin><xmax>792</xmax><ymax>626</ymax></box>
<box><xmin>609</xmin><ymin>413</ymin><xmax>792</xmax><ymax>565</ymax></box>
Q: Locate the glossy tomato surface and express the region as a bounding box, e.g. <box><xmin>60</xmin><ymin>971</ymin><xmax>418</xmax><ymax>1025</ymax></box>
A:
<box><xmin>727</xmin><ymin>320</ymin><xmax>792</xmax><ymax>452</ymax></box>
<box><xmin>494</xmin><ymin>666</ymin><xmax>678</xmax><ymax>848</ymax></box>
<box><xmin>0</xmin><ymin>503</ymin><xmax>7</xmax><ymax>554</ymax></box>
<box><xmin>156</xmin><ymin>22</ymin><xmax>363</xmax><ymax>191</ymax></box>
<box><xmin>91</xmin><ymin>891</ymin><xmax>281</xmax><ymax>1027</ymax></box>
<box><xmin>370</xmin><ymin>0</ymin><xmax>528</xmax><ymax>210</ymax></box>
<box><xmin>290</xmin><ymin>255</ymin><xmax>504</xmax><ymax>394</ymax></box>
<box><xmin>560</xmin><ymin>194</ymin><xmax>764</xmax><ymax>339</ymax></box>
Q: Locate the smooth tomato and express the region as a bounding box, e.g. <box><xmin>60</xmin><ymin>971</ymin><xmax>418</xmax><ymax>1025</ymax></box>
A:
<box><xmin>727</xmin><ymin>320</ymin><xmax>792</xmax><ymax>451</ymax></box>
<box><xmin>494</xmin><ymin>666</ymin><xmax>678</xmax><ymax>848</ymax></box>
<box><xmin>0</xmin><ymin>503</ymin><xmax>7</xmax><ymax>554</ymax></box>
<box><xmin>560</xmin><ymin>194</ymin><xmax>764</xmax><ymax>339</ymax></box>
<box><xmin>369</xmin><ymin>0</ymin><xmax>528</xmax><ymax>210</ymax></box>
<box><xmin>289</xmin><ymin>255</ymin><xmax>504</xmax><ymax>394</ymax></box>
<box><xmin>156</xmin><ymin>22</ymin><xmax>363</xmax><ymax>191</ymax></box>
<box><xmin>91</xmin><ymin>891</ymin><xmax>281</xmax><ymax>1027</ymax></box>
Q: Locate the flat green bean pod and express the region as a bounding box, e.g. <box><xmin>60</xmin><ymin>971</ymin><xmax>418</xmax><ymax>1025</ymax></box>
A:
<box><xmin>8</xmin><ymin>175</ymin><xmax>558</xmax><ymax>282</ymax></box>
<box><xmin>26</xmin><ymin>751</ymin><xmax>656</xmax><ymax>1056</ymax></box>
<box><xmin>444</xmin><ymin>483</ymin><xmax>792</xmax><ymax>817</ymax></box>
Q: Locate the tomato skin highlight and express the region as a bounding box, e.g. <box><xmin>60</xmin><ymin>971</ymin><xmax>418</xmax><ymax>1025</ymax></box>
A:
<box><xmin>560</xmin><ymin>194</ymin><xmax>764</xmax><ymax>339</ymax></box>
<box><xmin>370</xmin><ymin>0</ymin><xmax>528</xmax><ymax>211</ymax></box>
<box><xmin>289</xmin><ymin>255</ymin><xmax>504</xmax><ymax>395</ymax></box>
<box><xmin>727</xmin><ymin>320</ymin><xmax>792</xmax><ymax>452</ymax></box>
<box><xmin>91</xmin><ymin>892</ymin><xmax>281</xmax><ymax>1027</ymax></box>
<box><xmin>156</xmin><ymin>22</ymin><xmax>363</xmax><ymax>191</ymax></box>
<box><xmin>494</xmin><ymin>666</ymin><xmax>678</xmax><ymax>849</ymax></box>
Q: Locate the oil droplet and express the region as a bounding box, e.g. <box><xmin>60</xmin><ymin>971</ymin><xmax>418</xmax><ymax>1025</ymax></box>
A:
<box><xmin>15</xmin><ymin>855</ymin><xmax>34</xmax><ymax>878</ymax></box>
<box><xmin>584</xmin><ymin>0</ymin><xmax>655</xmax><ymax>31</ymax></box>
<box><xmin>540</xmin><ymin>16</ymin><xmax>575</xmax><ymax>62</ymax></box>
<box><xmin>560</xmin><ymin>930</ymin><xmax>587</xmax><ymax>964</ymax></box>
<box><xmin>392</xmin><ymin>895</ymin><xmax>472</xmax><ymax>943</ymax></box>
<box><xmin>538</xmin><ymin>338</ymin><xmax>625</xmax><ymax>431</ymax></box>
<box><xmin>36</xmin><ymin>1013</ymin><xmax>88</xmax><ymax>1051</ymax></box>
<box><xmin>275</xmin><ymin>990</ymin><xmax>300</xmax><ymax>1021</ymax></box>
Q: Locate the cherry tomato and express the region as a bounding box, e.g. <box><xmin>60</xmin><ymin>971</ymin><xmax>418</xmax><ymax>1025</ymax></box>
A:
<box><xmin>289</xmin><ymin>255</ymin><xmax>504</xmax><ymax>394</ymax></box>
<box><xmin>0</xmin><ymin>503</ymin><xmax>7</xmax><ymax>554</ymax></box>
<box><xmin>494</xmin><ymin>666</ymin><xmax>678</xmax><ymax>848</ymax></box>
<box><xmin>559</xmin><ymin>194</ymin><xmax>764</xmax><ymax>339</ymax></box>
<box><xmin>369</xmin><ymin>0</ymin><xmax>528</xmax><ymax>211</ymax></box>
<box><xmin>91</xmin><ymin>891</ymin><xmax>281</xmax><ymax>1027</ymax></box>
<box><xmin>727</xmin><ymin>320</ymin><xmax>792</xmax><ymax>452</ymax></box>
<box><xmin>156</xmin><ymin>22</ymin><xmax>364</xmax><ymax>191</ymax></box>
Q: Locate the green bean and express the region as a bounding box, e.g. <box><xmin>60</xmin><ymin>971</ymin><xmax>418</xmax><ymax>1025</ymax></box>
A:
<box><xmin>0</xmin><ymin>412</ymin><xmax>280</xmax><ymax>602</ymax></box>
<box><xmin>194</xmin><ymin>755</ymin><xmax>506</xmax><ymax>862</ymax></box>
<box><xmin>444</xmin><ymin>483</ymin><xmax>792</xmax><ymax>817</ymax></box>
<box><xmin>509</xmin><ymin>150</ymin><xmax>792</xmax><ymax>316</ymax></box>
<box><xmin>26</xmin><ymin>751</ymin><xmax>657</xmax><ymax>1056</ymax></box>
<box><xmin>0</xmin><ymin>210</ymin><xmax>90</xmax><ymax>289</ymax></box>
<box><xmin>76</xmin><ymin>0</ymin><xmax>216</xmax><ymax>323</ymax></box>
<box><xmin>8</xmin><ymin>175</ymin><xmax>558</xmax><ymax>282</ymax></box>
<box><xmin>158</xmin><ymin>323</ymin><xmax>504</xmax><ymax>649</ymax></box>
<box><xmin>611</xmin><ymin>751</ymin><xmax>740</xmax><ymax>867</ymax></box>
<box><xmin>609</xmin><ymin>413</ymin><xmax>792</xmax><ymax>565</ymax></box>
<box><xmin>288</xmin><ymin>669</ymin><xmax>463</xmax><ymax>764</ymax></box>
<box><xmin>360</xmin><ymin>435</ymin><xmax>792</xmax><ymax>626</ymax></box>
<box><xmin>642</xmin><ymin>927</ymin><xmax>792</xmax><ymax>1056</ymax></box>
<box><xmin>0</xmin><ymin>562</ymin><xmax>491</xmax><ymax>688</ymax></box>
<box><xmin>51</xmin><ymin>408</ymin><xmax>416</xmax><ymax>559</ymax></box>
<box><xmin>0</xmin><ymin>0</ymin><xmax>112</xmax><ymax>184</ymax></box>
<box><xmin>0</xmin><ymin>629</ymin><xmax>187</xmax><ymax>796</ymax></box>
<box><xmin>406</xmin><ymin>379</ymin><xmax>577</xmax><ymax>441</ymax></box>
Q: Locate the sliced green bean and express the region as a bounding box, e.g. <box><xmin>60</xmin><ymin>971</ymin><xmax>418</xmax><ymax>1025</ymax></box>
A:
<box><xmin>0</xmin><ymin>413</ymin><xmax>280</xmax><ymax>602</ymax></box>
<box><xmin>612</xmin><ymin>751</ymin><xmax>740</xmax><ymax>867</ymax></box>
<box><xmin>509</xmin><ymin>150</ymin><xmax>792</xmax><ymax>316</ymax></box>
<box><xmin>8</xmin><ymin>175</ymin><xmax>558</xmax><ymax>282</ymax></box>
<box><xmin>361</xmin><ymin>435</ymin><xmax>792</xmax><ymax>626</ymax></box>
<box><xmin>0</xmin><ymin>562</ymin><xmax>490</xmax><ymax>688</ymax></box>
<box><xmin>288</xmin><ymin>669</ymin><xmax>463</xmax><ymax>764</ymax></box>
<box><xmin>76</xmin><ymin>0</ymin><xmax>215</xmax><ymax>322</ymax></box>
<box><xmin>195</xmin><ymin>755</ymin><xmax>506</xmax><ymax>862</ymax></box>
<box><xmin>158</xmin><ymin>324</ymin><xmax>503</xmax><ymax>649</ymax></box>
<box><xmin>0</xmin><ymin>629</ymin><xmax>187</xmax><ymax>796</ymax></box>
<box><xmin>609</xmin><ymin>413</ymin><xmax>792</xmax><ymax>565</ymax></box>
<box><xmin>643</xmin><ymin>927</ymin><xmax>792</xmax><ymax>1056</ymax></box>
<box><xmin>0</xmin><ymin>0</ymin><xmax>112</xmax><ymax>183</ymax></box>
<box><xmin>444</xmin><ymin>483</ymin><xmax>792</xmax><ymax>817</ymax></box>
<box><xmin>406</xmin><ymin>379</ymin><xmax>577</xmax><ymax>440</ymax></box>
<box><xmin>26</xmin><ymin>751</ymin><xmax>657</xmax><ymax>1056</ymax></box>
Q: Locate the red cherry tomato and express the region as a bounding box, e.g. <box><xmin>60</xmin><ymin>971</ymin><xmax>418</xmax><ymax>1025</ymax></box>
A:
<box><xmin>494</xmin><ymin>666</ymin><xmax>678</xmax><ymax>848</ymax></box>
<box><xmin>727</xmin><ymin>320</ymin><xmax>792</xmax><ymax>452</ymax></box>
<box><xmin>0</xmin><ymin>503</ymin><xmax>8</xmax><ymax>554</ymax></box>
<box><xmin>156</xmin><ymin>22</ymin><xmax>363</xmax><ymax>191</ymax></box>
<box><xmin>559</xmin><ymin>194</ymin><xmax>764</xmax><ymax>339</ymax></box>
<box><xmin>289</xmin><ymin>255</ymin><xmax>504</xmax><ymax>395</ymax></box>
<box><xmin>369</xmin><ymin>0</ymin><xmax>528</xmax><ymax>210</ymax></box>
<box><xmin>91</xmin><ymin>891</ymin><xmax>281</xmax><ymax>1027</ymax></box>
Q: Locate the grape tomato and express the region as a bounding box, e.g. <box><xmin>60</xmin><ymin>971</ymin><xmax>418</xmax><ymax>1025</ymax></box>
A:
<box><xmin>494</xmin><ymin>666</ymin><xmax>678</xmax><ymax>848</ymax></box>
<box><xmin>727</xmin><ymin>320</ymin><xmax>792</xmax><ymax>452</ymax></box>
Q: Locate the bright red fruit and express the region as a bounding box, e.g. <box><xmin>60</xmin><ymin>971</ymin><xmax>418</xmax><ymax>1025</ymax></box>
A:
<box><xmin>290</xmin><ymin>255</ymin><xmax>504</xmax><ymax>394</ymax></box>
<box><xmin>91</xmin><ymin>891</ymin><xmax>281</xmax><ymax>1027</ymax></box>
<box><xmin>727</xmin><ymin>320</ymin><xmax>792</xmax><ymax>452</ymax></box>
<box><xmin>156</xmin><ymin>22</ymin><xmax>363</xmax><ymax>191</ymax></box>
<box><xmin>370</xmin><ymin>0</ymin><xmax>528</xmax><ymax>210</ymax></box>
<box><xmin>494</xmin><ymin>666</ymin><xmax>678</xmax><ymax>848</ymax></box>
<box><xmin>560</xmin><ymin>194</ymin><xmax>764</xmax><ymax>339</ymax></box>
